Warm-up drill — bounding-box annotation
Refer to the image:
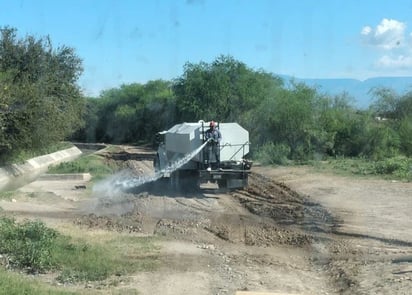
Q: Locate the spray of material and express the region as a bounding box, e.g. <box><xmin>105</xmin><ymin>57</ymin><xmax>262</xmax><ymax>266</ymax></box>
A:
<box><xmin>93</xmin><ymin>140</ymin><xmax>210</xmax><ymax>197</ymax></box>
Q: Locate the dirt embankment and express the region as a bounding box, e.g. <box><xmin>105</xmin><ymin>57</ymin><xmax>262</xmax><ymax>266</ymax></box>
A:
<box><xmin>2</xmin><ymin>146</ymin><xmax>412</xmax><ymax>294</ymax></box>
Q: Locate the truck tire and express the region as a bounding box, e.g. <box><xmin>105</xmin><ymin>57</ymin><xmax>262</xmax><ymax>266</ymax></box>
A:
<box><xmin>217</xmin><ymin>179</ymin><xmax>227</xmax><ymax>189</ymax></box>
<box><xmin>170</xmin><ymin>170</ymin><xmax>199</xmax><ymax>192</ymax></box>
<box><xmin>154</xmin><ymin>154</ymin><xmax>160</xmax><ymax>172</ymax></box>
<box><xmin>170</xmin><ymin>171</ymin><xmax>180</xmax><ymax>191</ymax></box>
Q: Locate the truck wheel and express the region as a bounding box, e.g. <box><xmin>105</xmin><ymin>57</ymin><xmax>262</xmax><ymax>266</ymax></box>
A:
<box><xmin>217</xmin><ymin>179</ymin><xmax>227</xmax><ymax>189</ymax></box>
<box><xmin>170</xmin><ymin>171</ymin><xmax>180</xmax><ymax>191</ymax></box>
<box><xmin>169</xmin><ymin>170</ymin><xmax>200</xmax><ymax>192</ymax></box>
<box><xmin>154</xmin><ymin>154</ymin><xmax>160</xmax><ymax>172</ymax></box>
<box><xmin>183</xmin><ymin>174</ymin><xmax>200</xmax><ymax>192</ymax></box>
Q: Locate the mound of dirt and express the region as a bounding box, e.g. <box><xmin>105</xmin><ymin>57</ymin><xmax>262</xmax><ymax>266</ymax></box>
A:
<box><xmin>74</xmin><ymin>210</ymin><xmax>143</xmax><ymax>233</ymax></box>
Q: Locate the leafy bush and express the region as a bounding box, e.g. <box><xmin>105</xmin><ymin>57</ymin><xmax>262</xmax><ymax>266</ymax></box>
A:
<box><xmin>0</xmin><ymin>191</ymin><xmax>14</xmax><ymax>200</ymax></box>
<box><xmin>328</xmin><ymin>157</ymin><xmax>376</xmax><ymax>176</ymax></box>
<box><xmin>255</xmin><ymin>142</ymin><xmax>290</xmax><ymax>165</ymax></box>
<box><xmin>318</xmin><ymin>156</ymin><xmax>412</xmax><ymax>181</ymax></box>
<box><xmin>0</xmin><ymin>218</ymin><xmax>159</xmax><ymax>282</ymax></box>
<box><xmin>374</xmin><ymin>156</ymin><xmax>412</xmax><ymax>180</ymax></box>
<box><xmin>0</xmin><ymin>218</ymin><xmax>58</xmax><ymax>273</ymax></box>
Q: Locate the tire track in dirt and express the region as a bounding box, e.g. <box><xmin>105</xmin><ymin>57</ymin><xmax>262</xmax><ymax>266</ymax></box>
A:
<box><xmin>232</xmin><ymin>172</ymin><xmax>360</xmax><ymax>294</ymax></box>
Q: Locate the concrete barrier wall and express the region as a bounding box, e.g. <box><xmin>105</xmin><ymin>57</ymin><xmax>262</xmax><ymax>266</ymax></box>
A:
<box><xmin>0</xmin><ymin>146</ymin><xmax>82</xmax><ymax>191</ymax></box>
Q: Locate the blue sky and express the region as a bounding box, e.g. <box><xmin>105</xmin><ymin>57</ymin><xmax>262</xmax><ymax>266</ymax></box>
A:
<box><xmin>1</xmin><ymin>0</ymin><xmax>412</xmax><ymax>96</ymax></box>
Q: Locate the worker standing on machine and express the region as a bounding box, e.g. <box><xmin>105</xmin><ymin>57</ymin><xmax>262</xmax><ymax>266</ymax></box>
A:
<box><xmin>205</xmin><ymin>121</ymin><xmax>222</xmax><ymax>171</ymax></box>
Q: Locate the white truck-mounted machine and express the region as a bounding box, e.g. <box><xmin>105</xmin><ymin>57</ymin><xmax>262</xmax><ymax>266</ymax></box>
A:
<box><xmin>153</xmin><ymin>121</ymin><xmax>252</xmax><ymax>190</ymax></box>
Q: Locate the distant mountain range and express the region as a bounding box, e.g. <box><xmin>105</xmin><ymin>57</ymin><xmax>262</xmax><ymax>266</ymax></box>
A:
<box><xmin>280</xmin><ymin>76</ymin><xmax>412</xmax><ymax>109</ymax></box>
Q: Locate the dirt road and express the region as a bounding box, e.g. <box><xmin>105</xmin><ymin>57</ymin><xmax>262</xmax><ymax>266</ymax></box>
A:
<box><xmin>255</xmin><ymin>166</ymin><xmax>412</xmax><ymax>295</ymax></box>
<box><xmin>1</xmin><ymin>148</ymin><xmax>411</xmax><ymax>294</ymax></box>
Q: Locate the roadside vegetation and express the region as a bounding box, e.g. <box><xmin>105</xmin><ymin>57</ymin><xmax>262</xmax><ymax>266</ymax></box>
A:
<box><xmin>8</xmin><ymin>142</ymin><xmax>75</xmax><ymax>165</ymax></box>
<box><xmin>0</xmin><ymin>267</ymin><xmax>75</xmax><ymax>295</ymax></box>
<box><xmin>0</xmin><ymin>27</ymin><xmax>84</xmax><ymax>165</ymax></box>
<box><xmin>1</xmin><ymin>26</ymin><xmax>411</xmax><ymax>180</ymax></box>
<box><xmin>0</xmin><ymin>144</ymin><xmax>158</xmax><ymax>292</ymax></box>
<box><xmin>309</xmin><ymin>156</ymin><xmax>412</xmax><ymax>181</ymax></box>
<box><xmin>76</xmin><ymin>56</ymin><xmax>412</xmax><ymax>181</ymax></box>
<box><xmin>47</xmin><ymin>153</ymin><xmax>115</xmax><ymax>181</ymax></box>
<box><xmin>0</xmin><ymin>217</ymin><xmax>159</xmax><ymax>293</ymax></box>
<box><xmin>0</xmin><ymin>190</ymin><xmax>15</xmax><ymax>201</ymax></box>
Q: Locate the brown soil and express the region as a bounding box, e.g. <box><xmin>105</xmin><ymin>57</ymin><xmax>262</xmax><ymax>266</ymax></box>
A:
<box><xmin>1</xmin><ymin>146</ymin><xmax>412</xmax><ymax>294</ymax></box>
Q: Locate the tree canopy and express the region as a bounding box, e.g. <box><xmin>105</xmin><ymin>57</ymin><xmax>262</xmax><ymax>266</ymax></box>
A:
<box><xmin>76</xmin><ymin>80</ymin><xmax>175</xmax><ymax>144</ymax></box>
<box><xmin>0</xmin><ymin>27</ymin><xmax>84</xmax><ymax>163</ymax></box>
<box><xmin>79</xmin><ymin>55</ymin><xmax>412</xmax><ymax>163</ymax></box>
<box><xmin>173</xmin><ymin>55</ymin><xmax>282</xmax><ymax>124</ymax></box>
<box><xmin>1</xmin><ymin>27</ymin><xmax>410</xmax><ymax>166</ymax></box>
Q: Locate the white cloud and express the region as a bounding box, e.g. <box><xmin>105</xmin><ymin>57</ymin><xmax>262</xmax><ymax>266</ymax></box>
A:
<box><xmin>360</xmin><ymin>18</ymin><xmax>412</xmax><ymax>72</ymax></box>
<box><xmin>361</xmin><ymin>26</ymin><xmax>372</xmax><ymax>35</ymax></box>
<box><xmin>361</xmin><ymin>18</ymin><xmax>406</xmax><ymax>50</ymax></box>
<box><xmin>376</xmin><ymin>55</ymin><xmax>412</xmax><ymax>69</ymax></box>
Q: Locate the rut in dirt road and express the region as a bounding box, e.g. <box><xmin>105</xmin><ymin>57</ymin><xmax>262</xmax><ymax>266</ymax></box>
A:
<box><xmin>234</xmin><ymin>172</ymin><xmax>340</xmax><ymax>231</ymax></box>
<box><xmin>232</xmin><ymin>172</ymin><xmax>360</xmax><ymax>294</ymax></box>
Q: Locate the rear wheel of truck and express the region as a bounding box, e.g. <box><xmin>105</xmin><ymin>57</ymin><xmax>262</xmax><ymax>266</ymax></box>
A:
<box><xmin>217</xmin><ymin>179</ymin><xmax>227</xmax><ymax>189</ymax></box>
<box><xmin>170</xmin><ymin>170</ymin><xmax>200</xmax><ymax>192</ymax></box>
<box><xmin>154</xmin><ymin>154</ymin><xmax>160</xmax><ymax>172</ymax></box>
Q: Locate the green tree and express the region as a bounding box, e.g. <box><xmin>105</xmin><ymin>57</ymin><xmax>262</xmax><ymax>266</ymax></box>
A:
<box><xmin>398</xmin><ymin>116</ymin><xmax>412</xmax><ymax>156</ymax></box>
<box><xmin>92</xmin><ymin>80</ymin><xmax>175</xmax><ymax>144</ymax></box>
<box><xmin>369</xmin><ymin>87</ymin><xmax>412</xmax><ymax>158</ymax></box>
<box><xmin>0</xmin><ymin>27</ymin><xmax>84</xmax><ymax>164</ymax></box>
<box><xmin>369</xmin><ymin>87</ymin><xmax>399</xmax><ymax>119</ymax></box>
<box><xmin>315</xmin><ymin>92</ymin><xmax>357</xmax><ymax>156</ymax></box>
<box><xmin>173</xmin><ymin>55</ymin><xmax>282</xmax><ymax>124</ymax></box>
<box><xmin>94</xmin><ymin>83</ymin><xmax>144</xmax><ymax>143</ymax></box>
<box><xmin>253</xmin><ymin>82</ymin><xmax>322</xmax><ymax>161</ymax></box>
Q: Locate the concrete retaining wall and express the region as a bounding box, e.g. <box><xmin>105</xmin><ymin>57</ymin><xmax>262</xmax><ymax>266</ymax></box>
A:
<box><xmin>0</xmin><ymin>146</ymin><xmax>82</xmax><ymax>191</ymax></box>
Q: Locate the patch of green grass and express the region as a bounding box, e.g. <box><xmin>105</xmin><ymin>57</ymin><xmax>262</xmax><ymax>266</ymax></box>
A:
<box><xmin>0</xmin><ymin>190</ymin><xmax>15</xmax><ymax>201</ymax></box>
<box><xmin>0</xmin><ymin>218</ymin><xmax>58</xmax><ymax>272</ymax></box>
<box><xmin>0</xmin><ymin>268</ymin><xmax>75</xmax><ymax>295</ymax></box>
<box><xmin>254</xmin><ymin>143</ymin><xmax>291</xmax><ymax>166</ymax></box>
<box><xmin>330</xmin><ymin>158</ymin><xmax>376</xmax><ymax>176</ymax></box>
<box><xmin>47</xmin><ymin>154</ymin><xmax>115</xmax><ymax>181</ymax></box>
<box><xmin>55</xmin><ymin>235</ymin><xmax>159</xmax><ymax>284</ymax></box>
<box><xmin>0</xmin><ymin>217</ymin><xmax>159</xmax><ymax>285</ymax></box>
<box><xmin>373</xmin><ymin>156</ymin><xmax>412</xmax><ymax>180</ymax></box>
<box><xmin>312</xmin><ymin>156</ymin><xmax>412</xmax><ymax>181</ymax></box>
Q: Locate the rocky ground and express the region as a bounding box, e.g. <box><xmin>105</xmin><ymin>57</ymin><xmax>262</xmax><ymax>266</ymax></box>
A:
<box><xmin>1</xmin><ymin>146</ymin><xmax>411</xmax><ymax>294</ymax></box>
